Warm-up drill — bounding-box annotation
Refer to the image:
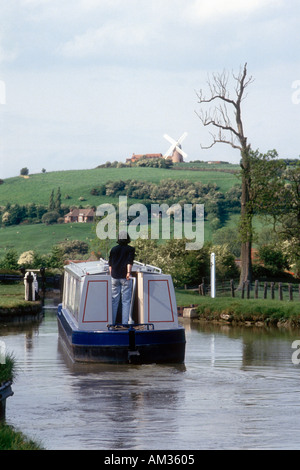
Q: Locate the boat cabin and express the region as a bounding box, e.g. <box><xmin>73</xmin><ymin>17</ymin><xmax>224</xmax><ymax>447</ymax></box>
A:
<box><xmin>62</xmin><ymin>260</ymin><xmax>179</xmax><ymax>332</ymax></box>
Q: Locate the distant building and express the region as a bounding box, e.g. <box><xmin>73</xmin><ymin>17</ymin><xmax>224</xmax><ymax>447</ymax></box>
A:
<box><xmin>64</xmin><ymin>208</ymin><xmax>95</xmax><ymax>223</ymax></box>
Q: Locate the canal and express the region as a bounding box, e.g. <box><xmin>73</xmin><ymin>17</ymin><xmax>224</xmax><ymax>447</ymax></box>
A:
<box><xmin>1</xmin><ymin>297</ymin><xmax>300</xmax><ymax>450</ymax></box>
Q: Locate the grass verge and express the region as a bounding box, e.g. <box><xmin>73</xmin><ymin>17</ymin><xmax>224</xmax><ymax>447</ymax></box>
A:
<box><xmin>0</xmin><ymin>282</ymin><xmax>40</xmax><ymax>310</ymax></box>
<box><xmin>176</xmin><ymin>289</ymin><xmax>300</xmax><ymax>326</ymax></box>
<box><xmin>0</xmin><ymin>424</ymin><xmax>43</xmax><ymax>450</ymax></box>
<box><xmin>0</xmin><ymin>353</ymin><xmax>16</xmax><ymax>385</ymax></box>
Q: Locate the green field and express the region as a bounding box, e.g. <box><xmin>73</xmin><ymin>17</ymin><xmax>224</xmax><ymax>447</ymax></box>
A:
<box><xmin>0</xmin><ymin>166</ymin><xmax>240</xmax><ymax>207</ymax></box>
<box><xmin>0</xmin><ymin>216</ymin><xmax>216</xmax><ymax>258</ymax></box>
<box><xmin>0</xmin><ymin>222</ymin><xmax>94</xmax><ymax>257</ymax></box>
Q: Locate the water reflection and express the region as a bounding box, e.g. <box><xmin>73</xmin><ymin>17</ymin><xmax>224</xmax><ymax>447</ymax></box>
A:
<box><xmin>57</xmin><ymin>339</ymin><xmax>187</xmax><ymax>450</ymax></box>
<box><xmin>2</xmin><ymin>304</ymin><xmax>300</xmax><ymax>449</ymax></box>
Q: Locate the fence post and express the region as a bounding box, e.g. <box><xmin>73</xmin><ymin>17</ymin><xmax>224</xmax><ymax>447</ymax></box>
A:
<box><xmin>288</xmin><ymin>284</ymin><xmax>293</xmax><ymax>301</ymax></box>
<box><xmin>246</xmin><ymin>280</ymin><xmax>250</xmax><ymax>299</ymax></box>
<box><xmin>254</xmin><ymin>280</ymin><xmax>258</xmax><ymax>299</ymax></box>
<box><xmin>230</xmin><ymin>279</ymin><xmax>235</xmax><ymax>297</ymax></box>
<box><xmin>279</xmin><ymin>282</ymin><xmax>283</xmax><ymax>301</ymax></box>
<box><xmin>210</xmin><ymin>252</ymin><xmax>216</xmax><ymax>298</ymax></box>
<box><xmin>270</xmin><ymin>282</ymin><xmax>275</xmax><ymax>299</ymax></box>
<box><xmin>263</xmin><ymin>282</ymin><xmax>267</xmax><ymax>299</ymax></box>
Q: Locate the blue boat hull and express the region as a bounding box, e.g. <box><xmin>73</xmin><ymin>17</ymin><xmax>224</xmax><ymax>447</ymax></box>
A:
<box><xmin>57</xmin><ymin>307</ymin><xmax>186</xmax><ymax>364</ymax></box>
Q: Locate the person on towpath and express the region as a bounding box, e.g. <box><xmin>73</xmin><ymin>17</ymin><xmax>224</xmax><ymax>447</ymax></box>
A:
<box><xmin>109</xmin><ymin>231</ymin><xmax>135</xmax><ymax>324</ymax></box>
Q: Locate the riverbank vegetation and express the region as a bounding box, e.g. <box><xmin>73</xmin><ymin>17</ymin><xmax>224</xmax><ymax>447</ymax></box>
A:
<box><xmin>0</xmin><ymin>282</ymin><xmax>39</xmax><ymax>310</ymax></box>
<box><xmin>176</xmin><ymin>291</ymin><xmax>300</xmax><ymax>327</ymax></box>
<box><xmin>0</xmin><ymin>424</ymin><xmax>43</xmax><ymax>450</ymax></box>
<box><xmin>0</xmin><ymin>353</ymin><xmax>16</xmax><ymax>385</ymax></box>
<box><xmin>0</xmin><ymin>282</ymin><xmax>41</xmax><ymax>324</ymax></box>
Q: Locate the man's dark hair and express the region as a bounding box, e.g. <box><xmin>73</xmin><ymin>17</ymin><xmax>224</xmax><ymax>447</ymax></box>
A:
<box><xmin>117</xmin><ymin>231</ymin><xmax>131</xmax><ymax>245</ymax></box>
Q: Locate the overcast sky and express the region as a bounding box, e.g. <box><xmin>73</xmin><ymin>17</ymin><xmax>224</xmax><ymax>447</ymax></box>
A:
<box><xmin>0</xmin><ymin>0</ymin><xmax>299</xmax><ymax>178</ymax></box>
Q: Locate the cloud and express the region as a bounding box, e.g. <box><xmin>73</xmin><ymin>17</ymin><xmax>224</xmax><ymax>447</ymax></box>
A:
<box><xmin>185</xmin><ymin>0</ymin><xmax>283</xmax><ymax>23</ymax></box>
<box><xmin>58</xmin><ymin>22</ymin><xmax>153</xmax><ymax>59</ymax></box>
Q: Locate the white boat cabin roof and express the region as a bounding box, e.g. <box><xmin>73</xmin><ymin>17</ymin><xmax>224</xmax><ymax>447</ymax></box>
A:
<box><xmin>64</xmin><ymin>259</ymin><xmax>162</xmax><ymax>279</ymax></box>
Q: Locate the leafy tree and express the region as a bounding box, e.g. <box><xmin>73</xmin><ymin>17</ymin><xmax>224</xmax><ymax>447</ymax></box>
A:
<box><xmin>41</xmin><ymin>210</ymin><xmax>60</xmax><ymax>225</ymax></box>
<box><xmin>1</xmin><ymin>211</ymin><xmax>11</xmax><ymax>226</ymax></box>
<box><xmin>55</xmin><ymin>187</ymin><xmax>61</xmax><ymax>211</ymax></box>
<box><xmin>250</xmin><ymin>152</ymin><xmax>300</xmax><ymax>276</ymax></box>
<box><xmin>49</xmin><ymin>189</ymin><xmax>55</xmax><ymax>210</ymax></box>
<box><xmin>258</xmin><ymin>245</ymin><xmax>289</xmax><ymax>276</ymax></box>
<box><xmin>211</xmin><ymin>244</ymin><xmax>240</xmax><ymax>279</ymax></box>
<box><xmin>20</xmin><ymin>167</ymin><xmax>29</xmax><ymax>176</ymax></box>
<box><xmin>47</xmin><ymin>245</ymin><xmax>65</xmax><ymax>268</ymax></box>
<box><xmin>0</xmin><ymin>249</ymin><xmax>19</xmax><ymax>270</ymax></box>
<box><xmin>17</xmin><ymin>250</ymin><xmax>35</xmax><ymax>268</ymax></box>
<box><xmin>27</xmin><ymin>203</ymin><xmax>38</xmax><ymax>219</ymax></box>
<box><xmin>212</xmin><ymin>226</ymin><xmax>241</xmax><ymax>257</ymax></box>
<box><xmin>58</xmin><ymin>240</ymin><xmax>89</xmax><ymax>257</ymax></box>
<box><xmin>133</xmin><ymin>238</ymin><xmax>211</xmax><ymax>287</ymax></box>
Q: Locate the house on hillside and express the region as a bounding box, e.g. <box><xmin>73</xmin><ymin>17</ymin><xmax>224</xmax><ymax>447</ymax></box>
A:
<box><xmin>64</xmin><ymin>208</ymin><xmax>95</xmax><ymax>223</ymax></box>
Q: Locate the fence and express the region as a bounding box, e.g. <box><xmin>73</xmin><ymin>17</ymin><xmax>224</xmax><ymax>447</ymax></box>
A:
<box><xmin>0</xmin><ymin>272</ymin><xmax>62</xmax><ymax>289</ymax></box>
<box><xmin>184</xmin><ymin>279</ymin><xmax>300</xmax><ymax>301</ymax></box>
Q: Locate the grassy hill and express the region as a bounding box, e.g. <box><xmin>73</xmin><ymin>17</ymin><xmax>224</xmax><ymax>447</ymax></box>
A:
<box><xmin>0</xmin><ymin>222</ymin><xmax>94</xmax><ymax>257</ymax></box>
<box><xmin>0</xmin><ymin>164</ymin><xmax>241</xmax><ymax>258</ymax></box>
<box><xmin>0</xmin><ymin>165</ymin><xmax>240</xmax><ymax>206</ymax></box>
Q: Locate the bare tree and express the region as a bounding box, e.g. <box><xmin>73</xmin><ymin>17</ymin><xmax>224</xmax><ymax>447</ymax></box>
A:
<box><xmin>196</xmin><ymin>63</ymin><xmax>254</xmax><ymax>286</ymax></box>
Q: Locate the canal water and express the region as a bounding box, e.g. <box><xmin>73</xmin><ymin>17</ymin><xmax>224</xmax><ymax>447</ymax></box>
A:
<box><xmin>1</xmin><ymin>297</ymin><xmax>300</xmax><ymax>450</ymax></box>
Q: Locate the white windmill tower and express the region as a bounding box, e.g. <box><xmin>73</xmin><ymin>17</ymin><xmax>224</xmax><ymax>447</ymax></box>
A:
<box><xmin>163</xmin><ymin>132</ymin><xmax>188</xmax><ymax>163</ymax></box>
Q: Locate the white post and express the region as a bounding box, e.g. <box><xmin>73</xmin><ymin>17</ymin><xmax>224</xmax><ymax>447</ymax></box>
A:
<box><xmin>210</xmin><ymin>252</ymin><xmax>216</xmax><ymax>298</ymax></box>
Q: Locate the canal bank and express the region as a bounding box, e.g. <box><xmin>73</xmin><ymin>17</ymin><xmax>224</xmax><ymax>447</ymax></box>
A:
<box><xmin>0</xmin><ymin>352</ymin><xmax>42</xmax><ymax>449</ymax></box>
<box><xmin>177</xmin><ymin>291</ymin><xmax>300</xmax><ymax>328</ymax></box>
<box><xmin>1</xmin><ymin>282</ymin><xmax>300</xmax><ymax>327</ymax></box>
<box><xmin>0</xmin><ymin>282</ymin><xmax>42</xmax><ymax>323</ymax></box>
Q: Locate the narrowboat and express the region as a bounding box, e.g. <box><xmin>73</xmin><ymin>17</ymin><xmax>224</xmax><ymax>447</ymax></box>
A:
<box><xmin>57</xmin><ymin>259</ymin><xmax>186</xmax><ymax>364</ymax></box>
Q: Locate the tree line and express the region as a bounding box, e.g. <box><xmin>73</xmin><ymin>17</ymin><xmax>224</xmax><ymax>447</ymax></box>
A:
<box><xmin>0</xmin><ymin>188</ymin><xmax>69</xmax><ymax>226</ymax></box>
<box><xmin>90</xmin><ymin>178</ymin><xmax>242</xmax><ymax>229</ymax></box>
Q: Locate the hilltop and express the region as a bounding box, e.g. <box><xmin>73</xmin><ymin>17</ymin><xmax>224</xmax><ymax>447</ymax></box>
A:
<box><xmin>0</xmin><ymin>162</ymin><xmax>240</xmax><ymax>207</ymax></box>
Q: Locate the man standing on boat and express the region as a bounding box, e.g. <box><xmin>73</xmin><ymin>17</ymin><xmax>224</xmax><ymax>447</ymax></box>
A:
<box><xmin>109</xmin><ymin>231</ymin><xmax>135</xmax><ymax>324</ymax></box>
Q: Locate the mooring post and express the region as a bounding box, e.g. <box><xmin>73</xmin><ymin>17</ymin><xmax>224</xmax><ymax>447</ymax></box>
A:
<box><xmin>210</xmin><ymin>252</ymin><xmax>215</xmax><ymax>298</ymax></box>
<box><xmin>0</xmin><ymin>381</ymin><xmax>14</xmax><ymax>421</ymax></box>
<box><xmin>27</xmin><ymin>273</ymin><xmax>33</xmax><ymax>301</ymax></box>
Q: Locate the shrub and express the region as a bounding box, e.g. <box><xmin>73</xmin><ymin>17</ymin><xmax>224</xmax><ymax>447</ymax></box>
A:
<box><xmin>41</xmin><ymin>211</ymin><xmax>60</xmax><ymax>225</ymax></box>
<box><xmin>17</xmin><ymin>250</ymin><xmax>35</xmax><ymax>267</ymax></box>
<box><xmin>58</xmin><ymin>240</ymin><xmax>89</xmax><ymax>255</ymax></box>
<box><xmin>0</xmin><ymin>250</ymin><xmax>19</xmax><ymax>270</ymax></box>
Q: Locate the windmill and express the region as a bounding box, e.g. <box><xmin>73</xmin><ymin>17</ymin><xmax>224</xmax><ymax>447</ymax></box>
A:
<box><xmin>163</xmin><ymin>132</ymin><xmax>188</xmax><ymax>163</ymax></box>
